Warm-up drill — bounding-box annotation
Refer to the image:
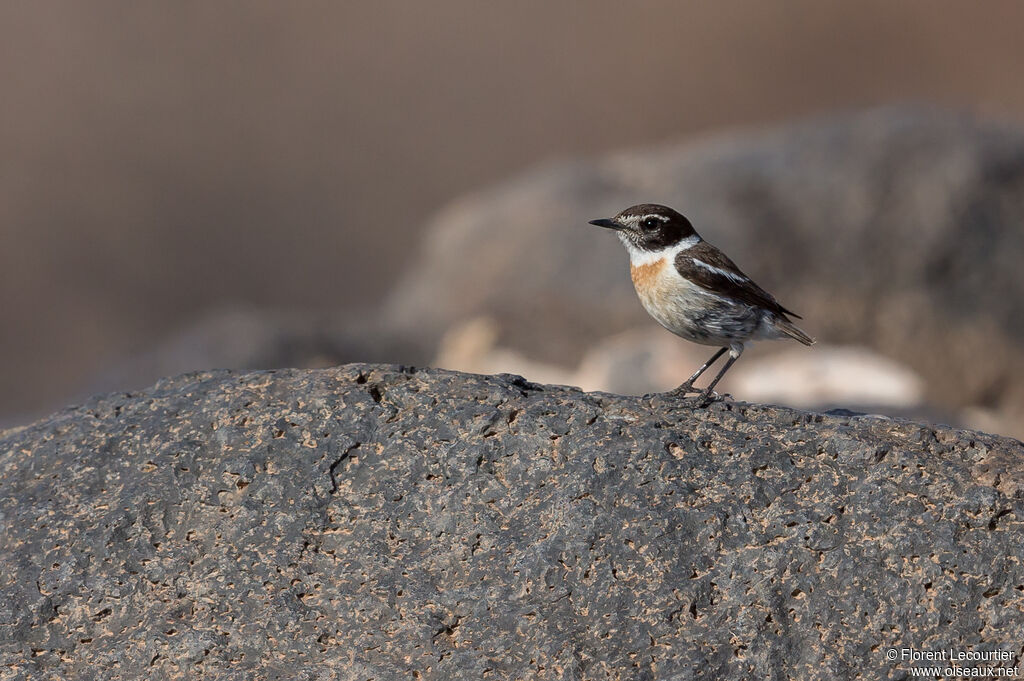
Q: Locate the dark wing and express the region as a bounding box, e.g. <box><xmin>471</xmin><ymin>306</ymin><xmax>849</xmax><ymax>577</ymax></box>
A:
<box><xmin>675</xmin><ymin>241</ymin><xmax>801</xmax><ymax>319</ymax></box>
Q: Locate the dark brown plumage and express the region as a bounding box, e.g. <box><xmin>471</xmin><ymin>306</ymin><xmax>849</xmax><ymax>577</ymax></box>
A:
<box><xmin>673</xmin><ymin>242</ymin><xmax>802</xmax><ymax>320</ymax></box>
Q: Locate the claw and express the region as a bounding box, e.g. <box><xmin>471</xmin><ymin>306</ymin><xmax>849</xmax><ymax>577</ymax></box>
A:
<box><xmin>666</xmin><ymin>381</ymin><xmax>697</xmax><ymax>397</ymax></box>
<box><xmin>694</xmin><ymin>389</ymin><xmax>724</xmax><ymax>407</ymax></box>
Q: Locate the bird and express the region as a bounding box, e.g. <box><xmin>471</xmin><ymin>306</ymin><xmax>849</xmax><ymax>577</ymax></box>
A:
<box><xmin>588</xmin><ymin>203</ymin><xmax>813</xmax><ymax>405</ymax></box>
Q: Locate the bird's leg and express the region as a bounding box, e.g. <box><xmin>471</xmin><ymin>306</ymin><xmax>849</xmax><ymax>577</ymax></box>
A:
<box><xmin>668</xmin><ymin>347</ymin><xmax>727</xmax><ymax>396</ymax></box>
<box><xmin>696</xmin><ymin>347</ymin><xmax>743</xmax><ymax>406</ymax></box>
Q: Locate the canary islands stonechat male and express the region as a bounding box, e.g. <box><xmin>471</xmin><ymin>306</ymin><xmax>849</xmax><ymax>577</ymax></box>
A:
<box><xmin>589</xmin><ymin>203</ymin><xmax>814</xmax><ymax>404</ymax></box>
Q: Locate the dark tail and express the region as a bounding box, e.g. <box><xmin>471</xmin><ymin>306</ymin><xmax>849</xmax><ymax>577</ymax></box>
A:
<box><xmin>775</xmin><ymin>317</ymin><xmax>815</xmax><ymax>346</ymax></box>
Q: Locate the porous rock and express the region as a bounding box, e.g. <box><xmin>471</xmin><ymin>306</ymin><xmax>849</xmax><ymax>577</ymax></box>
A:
<box><xmin>1</xmin><ymin>364</ymin><xmax>1022</xmax><ymax>680</ymax></box>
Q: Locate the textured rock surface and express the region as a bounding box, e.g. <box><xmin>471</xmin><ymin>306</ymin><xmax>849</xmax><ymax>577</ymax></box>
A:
<box><xmin>2</xmin><ymin>364</ymin><xmax>1023</xmax><ymax>680</ymax></box>
<box><xmin>84</xmin><ymin>307</ymin><xmax>423</xmax><ymax>400</ymax></box>
<box><xmin>384</xmin><ymin>106</ymin><xmax>1024</xmax><ymax>421</ymax></box>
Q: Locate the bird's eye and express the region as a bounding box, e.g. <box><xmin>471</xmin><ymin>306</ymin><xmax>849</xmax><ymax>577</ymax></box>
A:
<box><xmin>642</xmin><ymin>217</ymin><xmax>659</xmax><ymax>229</ymax></box>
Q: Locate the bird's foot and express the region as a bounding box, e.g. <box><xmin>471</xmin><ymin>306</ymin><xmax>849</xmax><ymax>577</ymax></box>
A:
<box><xmin>648</xmin><ymin>386</ymin><xmax>733</xmax><ymax>407</ymax></box>
<box><xmin>665</xmin><ymin>381</ymin><xmax>698</xmax><ymax>397</ymax></box>
<box><xmin>692</xmin><ymin>389</ymin><xmax>733</xmax><ymax>407</ymax></box>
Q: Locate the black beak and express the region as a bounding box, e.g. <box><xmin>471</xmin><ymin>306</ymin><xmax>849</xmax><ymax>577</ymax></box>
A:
<box><xmin>588</xmin><ymin>218</ymin><xmax>621</xmax><ymax>230</ymax></box>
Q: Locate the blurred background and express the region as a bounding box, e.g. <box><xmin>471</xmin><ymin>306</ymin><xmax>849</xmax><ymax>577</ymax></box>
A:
<box><xmin>3</xmin><ymin>2</ymin><xmax>1024</xmax><ymax>437</ymax></box>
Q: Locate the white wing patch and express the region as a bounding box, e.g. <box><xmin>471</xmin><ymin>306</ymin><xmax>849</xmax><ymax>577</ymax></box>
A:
<box><xmin>690</xmin><ymin>258</ymin><xmax>749</xmax><ymax>284</ymax></box>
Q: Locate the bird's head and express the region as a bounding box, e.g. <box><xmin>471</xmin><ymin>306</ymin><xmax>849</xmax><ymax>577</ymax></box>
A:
<box><xmin>589</xmin><ymin>203</ymin><xmax>697</xmax><ymax>253</ymax></box>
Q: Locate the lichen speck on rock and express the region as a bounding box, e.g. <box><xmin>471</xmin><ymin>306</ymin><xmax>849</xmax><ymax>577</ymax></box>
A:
<box><xmin>1</xmin><ymin>364</ymin><xmax>1022</xmax><ymax>680</ymax></box>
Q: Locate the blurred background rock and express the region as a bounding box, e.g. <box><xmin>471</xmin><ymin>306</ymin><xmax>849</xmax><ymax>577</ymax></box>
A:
<box><xmin>3</xmin><ymin>2</ymin><xmax>1024</xmax><ymax>437</ymax></box>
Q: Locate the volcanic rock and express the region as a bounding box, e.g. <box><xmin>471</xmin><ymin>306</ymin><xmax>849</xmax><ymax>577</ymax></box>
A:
<box><xmin>2</xmin><ymin>365</ymin><xmax>1022</xmax><ymax>680</ymax></box>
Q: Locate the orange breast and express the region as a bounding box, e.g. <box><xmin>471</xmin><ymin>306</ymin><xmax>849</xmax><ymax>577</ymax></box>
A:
<box><xmin>630</xmin><ymin>258</ymin><xmax>669</xmax><ymax>295</ymax></box>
